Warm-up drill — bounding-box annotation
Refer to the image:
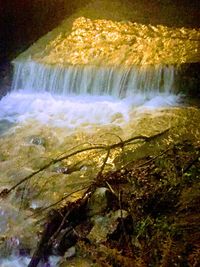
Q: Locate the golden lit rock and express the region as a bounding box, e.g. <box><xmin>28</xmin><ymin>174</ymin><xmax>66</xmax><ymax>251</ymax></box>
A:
<box><xmin>29</xmin><ymin>17</ymin><xmax>200</xmax><ymax>67</ymax></box>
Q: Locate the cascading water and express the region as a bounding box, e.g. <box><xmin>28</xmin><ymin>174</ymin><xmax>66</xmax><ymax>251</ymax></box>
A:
<box><xmin>0</xmin><ymin>60</ymin><xmax>177</xmax><ymax>130</ymax></box>
<box><xmin>0</xmin><ymin>63</ymin><xmax>179</xmax><ymax>267</ymax></box>
<box><xmin>12</xmin><ymin>61</ymin><xmax>175</xmax><ymax>96</ymax></box>
<box><xmin>2</xmin><ymin>10</ymin><xmax>200</xmax><ymax>130</ymax></box>
<box><xmin>0</xmin><ymin>61</ymin><xmax>179</xmax><ymax>267</ymax></box>
<box><xmin>0</xmin><ymin>1</ymin><xmax>200</xmax><ymax>266</ymax></box>
<box><xmin>0</xmin><ymin>58</ymin><xmax>179</xmax><ymax>267</ymax></box>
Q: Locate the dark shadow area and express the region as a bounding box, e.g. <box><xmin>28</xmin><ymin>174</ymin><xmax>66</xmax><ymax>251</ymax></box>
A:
<box><xmin>0</xmin><ymin>0</ymin><xmax>88</xmax><ymax>62</ymax></box>
<box><xmin>0</xmin><ymin>62</ymin><xmax>12</xmax><ymax>98</ymax></box>
<box><xmin>128</xmin><ymin>0</ymin><xmax>200</xmax><ymax>29</ymax></box>
<box><xmin>177</xmin><ymin>62</ymin><xmax>200</xmax><ymax>98</ymax></box>
<box><xmin>0</xmin><ymin>0</ymin><xmax>88</xmax><ymax>97</ymax></box>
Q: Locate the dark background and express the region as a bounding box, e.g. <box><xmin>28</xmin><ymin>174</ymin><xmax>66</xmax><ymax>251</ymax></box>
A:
<box><xmin>0</xmin><ymin>0</ymin><xmax>88</xmax><ymax>62</ymax></box>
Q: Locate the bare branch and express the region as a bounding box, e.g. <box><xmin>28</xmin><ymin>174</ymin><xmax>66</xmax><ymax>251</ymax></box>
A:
<box><xmin>0</xmin><ymin>128</ymin><xmax>170</xmax><ymax>198</ymax></box>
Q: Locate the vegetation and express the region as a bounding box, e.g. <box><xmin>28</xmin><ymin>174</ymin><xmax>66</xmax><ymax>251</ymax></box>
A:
<box><xmin>1</xmin><ymin>129</ymin><xmax>198</xmax><ymax>266</ymax></box>
<box><xmin>55</xmin><ymin>139</ymin><xmax>200</xmax><ymax>267</ymax></box>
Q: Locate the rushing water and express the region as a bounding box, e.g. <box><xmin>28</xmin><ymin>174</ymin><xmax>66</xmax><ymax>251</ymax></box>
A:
<box><xmin>0</xmin><ymin>61</ymin><xmax>200</xmax><ymax>267</ymax></box>
<box><xmin>1</xmin><ymin>5</ymin><xmax>200</xmax><ymax>261</ymax></box>
<box><xmin>12</xmin><ymin>62</ymin><xmax>175</xmax><ymax>96</ymax></box>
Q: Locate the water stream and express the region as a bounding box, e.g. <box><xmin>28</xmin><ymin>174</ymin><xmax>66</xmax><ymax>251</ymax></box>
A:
<box><xmin>0</xmin><ymin>5</ymin><xmax>200</xmax><ymax>266</ymax></box>
<box><xmin>0</xmin><ymin>60</ymin><xmax>200</xmax><ymax>267</ymax></box>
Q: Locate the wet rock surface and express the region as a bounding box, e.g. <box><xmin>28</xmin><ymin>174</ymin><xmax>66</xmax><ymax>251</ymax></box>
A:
<box><xmin>176</xmin><ymin>62</ymin><xmax>200</xmax><ymax>97</ymax></box>
<box><xmin>87</xmin><ymin>187</ymin><xmax>112</xmax><ymax>216</ymax></box>
<box><xmin>27</xmin><ymin>136</ymin><xmax>46</xmax><ymax>147</ymax></box>
<box><xmin>88</xmin><ymin>210</ymin><xmax>128</xmax><ymax>243</ymax></box>
<box><xmin>0</xmin><ymin>62</ymin><xmax>12</xmax><ymax>99</ymax></box>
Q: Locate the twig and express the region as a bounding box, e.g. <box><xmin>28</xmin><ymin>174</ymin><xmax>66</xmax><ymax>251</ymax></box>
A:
<box><xmin>106</xmin><ymin>181</ymin><xmax>116</xmax><ymax>196</ymax></box>
<box><xmin>48</xmin><ymin>210</ymin><xmax>71</xmax><ymax>245</ymax></box>
<box><xmin>0</xmin><ymin>129</ymin><xmax>170</xmax><ymax>198</ymax></box>
<box><xmin>100</xmin><ymin>132</ymin><xmax>123</xmax><ymax>143</ymax></box>
<box><xmin>31</xmin><ymin>184</ymin><xmax>90</xmax><ymax>216</ymax></box>
<box><xmin>124</xmin><ymin>147</ymin><xmax>171</xmax><ymax>169</ymax></box>
<box><xmin>0</xmin><ymin>146</ymin><xmax>106</xmax><ymax>197</ymax></box>
<box><xmin>182</xmin><ymin>155</ymin><xmax>199</xmax><ymax>174</ymax></box>
<box><xmin>97</xmin><ymin>148</ymin><xmax>111</xmax><ymax>179</ymax></box>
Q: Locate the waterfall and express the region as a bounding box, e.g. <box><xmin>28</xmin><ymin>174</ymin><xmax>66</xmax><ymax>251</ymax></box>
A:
<box><xmin>1</xmin><ymin>1</ymin><xmax>200</xmax><ymax>266</ymax></box>
<box><xmin>12</xmin><ymin>60</ymin><xmax>175</xmax><ymax>98</ymax></box>
<box><xmin>1</xmin><ymin>59</ymin><xmax>177</xmax><ymax>127</ymax></box>
<box><xmin>3</xmin><ymin>0</ymin><xmax>199</xmax><ymax>129</ymax></box>
<box><xmin>4</xmin><ymin>10</ymin><xmax>191</xmax><ymax>129</ymax></box>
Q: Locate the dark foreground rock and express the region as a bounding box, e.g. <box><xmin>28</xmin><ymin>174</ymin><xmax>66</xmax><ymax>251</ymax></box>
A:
<box><xmin>0</xmin><ymin>61</ymin><xmax>12</xmax><ymax>99</ymax></box>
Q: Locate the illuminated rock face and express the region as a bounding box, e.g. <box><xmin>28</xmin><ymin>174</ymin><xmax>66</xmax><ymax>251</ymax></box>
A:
<box><xmin>15</xmin><ymin>17</ymin><xmax>200</xmax><ymax>66</ymax></box>
<box><xmin>40</xmin><ymin>17</ymin><xmax>200</xmax><ymax>66</ymax></box>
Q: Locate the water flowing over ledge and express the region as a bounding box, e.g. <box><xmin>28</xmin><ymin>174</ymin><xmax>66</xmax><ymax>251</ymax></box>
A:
<box><xmin>0</xmin><ymin>2</ymin><xmax>200</xmax><ymax>266</ymax></box>
<box><xmin>12</xmin><ymin>61</ymin><xmax>175</xmax><ymax>98</ymax></box>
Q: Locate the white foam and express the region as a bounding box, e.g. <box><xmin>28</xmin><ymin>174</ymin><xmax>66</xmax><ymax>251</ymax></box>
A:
<box><xmin>0</xmin><ymin>255</ymin><xmax>61</xmax><ymax>267</ymax></box>
<box><xmin>0</xmin><ymin>61</ymin><xmax>180</xmax><ymax>266</ymax></box>
<box><xmin>0</xmin><ymin>91</ymin><xmax>179</xmax><ymax>129</ymax></box>
<box><xmin>0</xmin><ymin>257</ymin><xmax>30</xmax><ymax>267</ymax></box>
<box><xmin>6</xmin><ymin>59</ymin><xmax>179</xmax><ymax>129</ymax></box>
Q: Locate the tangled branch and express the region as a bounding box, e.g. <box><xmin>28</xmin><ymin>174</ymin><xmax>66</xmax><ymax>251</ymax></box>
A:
<box><xmin>0</xmin><ymin>128</ymin><xmax>169</xmax><ymax>198</ymax></box>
